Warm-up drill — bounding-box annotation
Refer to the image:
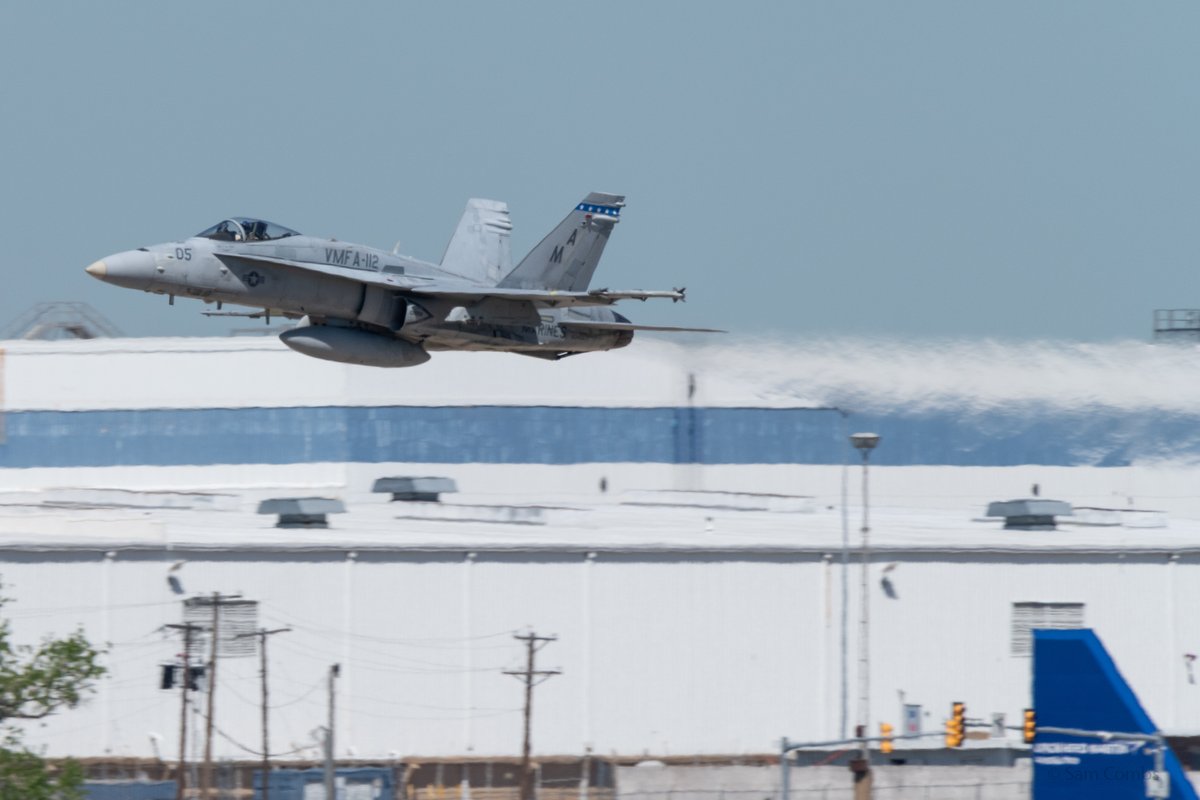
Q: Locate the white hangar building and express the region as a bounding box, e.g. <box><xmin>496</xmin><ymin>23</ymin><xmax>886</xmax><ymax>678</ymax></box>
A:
<box><xmin>1</xmin><ymin>334</ymin><xmax>1199</xmax><ymax>763</ymax></box>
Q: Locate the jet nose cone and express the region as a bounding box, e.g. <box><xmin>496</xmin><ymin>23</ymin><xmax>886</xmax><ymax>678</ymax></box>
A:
<box><xmin>86</xmin><ymin>249</ymin><xmax>157</xmax><ymax>289</ymax></box>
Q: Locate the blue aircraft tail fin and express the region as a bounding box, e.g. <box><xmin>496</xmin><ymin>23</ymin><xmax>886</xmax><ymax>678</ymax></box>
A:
<box><xmin>1033</xmin><ymin>629</ymin><xmax>1196</xmax><ymax>799</ymax></box>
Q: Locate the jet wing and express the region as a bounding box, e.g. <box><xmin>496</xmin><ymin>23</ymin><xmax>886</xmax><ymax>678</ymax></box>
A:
<box><xmin>408</xmin><ymin>287</ymin><xmax>687</xmax><ymax>307</ymax></box>
<box><xmin>558</xmin><ymin>321</ymin><xmax>725</xmax><ymax>333</ymax></box>
<box><xmin>219</xmin><ymin>252</ymin><xmax>687</xmax><ymax>307</ymax></box>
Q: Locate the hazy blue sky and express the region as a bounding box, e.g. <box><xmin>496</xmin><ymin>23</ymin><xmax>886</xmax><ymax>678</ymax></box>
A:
<box><xmin>2</xmin><ymin>2</ymin><xmax>1198</xmax><ymax>340</ymax></box>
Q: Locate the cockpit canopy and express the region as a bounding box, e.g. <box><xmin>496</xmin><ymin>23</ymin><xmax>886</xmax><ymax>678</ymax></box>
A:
<box><xmin>195</xmin><ymin>218</ymin><xmax>299</xmax><ymax>242</ymax></box>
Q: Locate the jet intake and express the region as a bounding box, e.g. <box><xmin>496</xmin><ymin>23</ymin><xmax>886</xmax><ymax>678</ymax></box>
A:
<box><xmin>279</xmin><ymin>324</ymin><xmax>430</xmax><ymax>368</ymax></box>
<box><xmin>356</xmin><ymin>286</ymin><xmax>410</xmax><ymax>331</ymax></box>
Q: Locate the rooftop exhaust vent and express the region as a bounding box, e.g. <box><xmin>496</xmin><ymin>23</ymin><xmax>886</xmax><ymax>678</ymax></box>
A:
<box><xmin>257</xmin><ymin>497</ymin><xmax>346</xmax><ymax>528</ymax></box>
<box><xmin>372</xmin><ymin>476</ymin><xmax>458</xmax><ymax>502</ymax></box>
<box><xmin>985</xmin><ymin>499</ymin><xmax>1073</xmax><ymax>531</ymax></box>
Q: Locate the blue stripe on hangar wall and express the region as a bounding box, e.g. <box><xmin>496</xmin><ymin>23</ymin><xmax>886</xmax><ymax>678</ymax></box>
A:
<box><xmin>0</xmin><ymin>405</ymin><xmax>1189</xmax><ymax>468</ymax></box>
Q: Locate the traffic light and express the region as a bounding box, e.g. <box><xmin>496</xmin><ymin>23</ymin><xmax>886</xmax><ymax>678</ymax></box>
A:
<box><xmin>159</xmin><ymin>663</ymin><xmax>205</xmax><ymax>691</ymax></box>
<box><xmin>880</xmin><ymin>722</ymin><xmax>894</xmax><ymax>754</ymax></box>
<box><xmin>1023</xmin><ymin>708</ymin><xmax>1036</xmax><ymax>744</ymax></box>
<box><xmin>945</xmin><ymin>701</ymin><xmax>966</xmax><ymax>747</ymax></box>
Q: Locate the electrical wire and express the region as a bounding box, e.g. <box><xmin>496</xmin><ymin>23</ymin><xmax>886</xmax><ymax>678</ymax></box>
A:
<box><xmin>35</xmin><ymin>698</ymin><xmax>165</xmax><ymax>738</ymax></box>
<box><xmin>261</xmin><ymin>604</ymin><xmax>517</xmax><ymax>648</ymax></box>
<box><xmin>6</xmin><ymin>599</ymin><xmax>181</xmax><ymax>619</ymax></box>
<box><xmin>265</xmin><ymin>678</ymin><xmax>325</xmax><ymax>710</ymax></box>
<box><xmin>267</xmin><ymin>635</ymin><xmax>511</xmax><ymax>675</ymax></box>
<box><xmin>339</xmin><ymin>702</ymin><xmax>520</xmax><ymax>722</ymax></box>
<box><xmin>214</xmin><ymin>672</ymin><xmax>325</xmax><ymax>712</ymax></box>
<box><xmin>187</xmin><ymin>698</ymin><xmax>316</xmax><ymax>758</ymax></box>
<box><xmin>212</xmin><ymin>663</ymin><xmax>517</xmax><ymax>717</ymax></box>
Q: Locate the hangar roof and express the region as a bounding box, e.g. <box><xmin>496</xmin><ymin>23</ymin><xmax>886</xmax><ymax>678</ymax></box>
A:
<box><xmin>0</xmin><ymin>485</ymin><xmax>1191</xmax><ymax>556</ymax></box>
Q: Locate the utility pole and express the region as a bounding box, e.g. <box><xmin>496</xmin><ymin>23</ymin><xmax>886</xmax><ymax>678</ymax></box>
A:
<box><xmin>324</xmin><ymin>663</ymin><xmax>340</xmax><ymax>800</ymax></box>
<box><xmin>849</xmin><ymin>433</ymin><xmax>881</xmax><ymax>800</ymax></box>
<box><xmin>580</xmin><ymin>745</ymin><xmax>592</xmax><ymax>800</ymax></box>
<box><xmin>235</xmin><ymin>627</ymin><xmax>291</xmax><ymax>800</ymax></box>
<box><xmin>198</xmin><ymin>592</ymin><xmax>242</xmax><ymax>799</ymax></box>
<box><xmin>165</xmin><ymin>622</ymin><xmax>204</xmax><ymax>800</ymax></box>
<box><xmin>503</xmin><ymin>633</ymin><xmax>560</xmax><ymax>800</ymax></box>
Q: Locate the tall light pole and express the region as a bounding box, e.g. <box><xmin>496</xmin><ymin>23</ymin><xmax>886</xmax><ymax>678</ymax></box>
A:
<box><xmin>324</xmin><ymin>664</ymin><xmax>340</xmax><ymax>800</ymax></box>
<box><xmin>850</xmin><ymin>432</ymin><xmax>880</xmax><ymax>800</ymax></box>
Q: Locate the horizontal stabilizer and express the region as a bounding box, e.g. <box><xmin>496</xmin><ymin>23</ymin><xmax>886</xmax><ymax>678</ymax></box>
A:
<box><xmin>559</xmin><ymin>321</ymin><xmax>725</xmax><ymax>333</ymax></box>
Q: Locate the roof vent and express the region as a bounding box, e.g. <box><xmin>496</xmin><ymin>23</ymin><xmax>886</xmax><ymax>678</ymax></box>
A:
<box><xmin>372</xmin><ymin>476</ymin><xmax>458</xmax><ymax>503</ymax></box>
<box><xmin>257</xmin><ymin>497</ymin><xmax>346</xmax><ymax>528</ymax></box>
<box><xmin>985</xmin><ymin>499</ymin><xmax>1073</xmax><ymax>531</ymax></box>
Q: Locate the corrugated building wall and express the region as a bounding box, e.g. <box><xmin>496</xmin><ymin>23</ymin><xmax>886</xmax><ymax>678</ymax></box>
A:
<box><xmin>5</xmin><ymin>524</ymin><xmax>1199</xmax><ymax>760</ymax></box>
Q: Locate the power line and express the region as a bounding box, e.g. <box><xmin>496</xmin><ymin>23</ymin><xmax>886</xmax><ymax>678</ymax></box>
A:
<box><xmin>38</xmin><ymin>699</ymin><xmax>164</xmax><ymax>738</ymax></box>
<box><xmin>259</xmin><ymin>605</ymin><xmax>518</xmax><ymax>647</ymax></box>
<box><xmin>266</xmin><ymin>636</ymin><xmax>505</xmax><ymax>675</ymax></box>
<box><xmin>266</xmin><ymin>682</ymin><xmax>324</xmax><ymax>710</ymax></box>
<box><xmin>187</xmin><ymin>698</ymin><xmax>317</xmax><ymax>759</ymax></box>
<box><xmin>217</xmin><ymin>671</ymin><xmax>323</xmax><ymax>711</ymax></box>
<box><xmin>338</xmin><ymin>704</ymin><xmax>520</xmax><ymax>722</ymax></box>
<box><xmin>211</xmin><ymin>727</ymin><xmax>314</xmax><ymax>759</ymax></box>
<box><xmin>7</xmin><ymin>599</ymin><xmax>181</xmax><ymax>619</ymax></box>
<box><xmin>242</xmin><ymin>689</ymin><xmax>522</xmax><ymax>720</ymax></box>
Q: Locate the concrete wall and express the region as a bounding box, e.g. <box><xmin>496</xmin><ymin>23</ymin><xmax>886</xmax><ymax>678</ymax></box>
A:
<box><xmin>617</xmin><ymin>764</ymin><xmax>1032</xmax><ymax>800</ymax></box>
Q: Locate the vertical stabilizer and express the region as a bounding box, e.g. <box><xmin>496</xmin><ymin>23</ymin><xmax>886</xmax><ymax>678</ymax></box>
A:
<box><xmin>440</xmin><ymin>199</ymin><xmax>513</xmax><ymax>285</ymax></box>
<box><xmin>499</xmin><ymin>192</ymin><xmax>623</xmax><ymax>291</ymax></box>
<box><xmin>1033</xmin><ymin>629</ymin><xmax>1196</xmax><ymax>799</ymax></box>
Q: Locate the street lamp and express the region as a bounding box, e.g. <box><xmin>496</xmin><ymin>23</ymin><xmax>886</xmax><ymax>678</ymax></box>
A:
<box><xmin>850</xmin><ymin>432</ymin><xmax>880</xmax><ymax>770</ymax></box>
<box><xmin>851</xmin><ymin>433</ymin><xmax>880</xmax><ymax>454</ymax></box>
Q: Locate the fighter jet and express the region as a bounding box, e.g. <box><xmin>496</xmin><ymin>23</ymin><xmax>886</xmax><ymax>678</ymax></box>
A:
<box><xmin>84</xmin><ymin>193</ymin><xmax>718</xmax><ymax>367</ymax></box>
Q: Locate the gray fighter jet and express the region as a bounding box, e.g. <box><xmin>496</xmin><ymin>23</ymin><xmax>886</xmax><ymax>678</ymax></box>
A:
<box><xmin>85</xmin><ymin>192</ymin><xmax>717</xmax><ymax>367</ymax></box>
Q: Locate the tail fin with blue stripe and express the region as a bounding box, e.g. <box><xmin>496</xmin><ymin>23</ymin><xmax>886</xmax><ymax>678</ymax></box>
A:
<box><xmin>498</xmin><ymin>192</ymin><xmax>623</xmax><ymax>291</ymax></box>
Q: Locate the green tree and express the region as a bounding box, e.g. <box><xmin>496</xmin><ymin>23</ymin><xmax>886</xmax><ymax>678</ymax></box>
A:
<box><xmin>0</xmin><ymin>593</ymin><xmax>105</xmax><ymax>800</ymax></box>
